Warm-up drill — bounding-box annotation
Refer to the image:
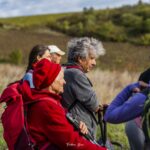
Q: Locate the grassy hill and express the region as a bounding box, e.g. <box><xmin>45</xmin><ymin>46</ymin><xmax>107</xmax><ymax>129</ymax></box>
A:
<box><xmin>1</xmin><ymin>3</ymin><xmax>150</xmax><ymax>45</ymax></box>
<box><xmin>0</xmin><ymin>4</ymin><xmax>150</xmax><ymax>72</ymax></box>
<box><xmin>0</xmin><ymin>3</ymin><xmax>150</xmax><ymax>45</ymax></box>
<box><xmin>0</xmin><ymin>27</ymin><xmax>149</xmax><ymax>72</ymax></box>
<box><xmin>0</xmin><ymin>13</ymin><xmax>71</xmax><ymax>28</ymax></box>
<box><xmin>48</xmin><ymin>3</ymin><xmax>150</xmax><ymax>45</ymax></box>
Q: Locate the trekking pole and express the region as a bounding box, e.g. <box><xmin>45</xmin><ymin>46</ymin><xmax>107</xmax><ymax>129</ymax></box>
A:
<box><xmin>102</xmin><ymin>105</ymin><xmax>108</xmax><ymax>146</ymax></box>
<box><xmin>97</xmin><ymin>108</ymin><xmax>105</xmax><ymax>146</ymax></box>
<box><xmin>66</xmin><ymin>113</ymin><xmax>99</xmax><ymax>145</ymax></box>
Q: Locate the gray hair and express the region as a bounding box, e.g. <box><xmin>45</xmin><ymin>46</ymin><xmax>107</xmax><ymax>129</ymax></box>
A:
<box><xmin>67</xmin><ymin>37</ymin><xmax>105</xmax><ymax>63</ymax></box>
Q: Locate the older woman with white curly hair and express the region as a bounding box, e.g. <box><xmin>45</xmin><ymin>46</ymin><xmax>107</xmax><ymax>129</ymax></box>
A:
<box><xmin>62</xmin><ymin>37</ymin><xmax>106</xmax><ymax>139</ymax></box>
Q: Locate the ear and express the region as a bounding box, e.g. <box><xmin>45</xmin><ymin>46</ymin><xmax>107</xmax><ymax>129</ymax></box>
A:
<box><xmin>77</xmin><ymin>57</ymin><xmax>82</xmax><ymax>64</ymax></box>
<box><xmin>36</xmin><ymin>55</ymin><xmax>41</xmax><ymax>61</ymax></box>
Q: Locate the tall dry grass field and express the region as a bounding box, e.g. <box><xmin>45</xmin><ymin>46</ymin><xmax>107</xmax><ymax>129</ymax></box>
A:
<box><xmin>0</xmin><ymin>64</ymin><xmax>140</xmax><ymax>149</ymax></box>
<box><xmin>0</xmin><ymin>64</ymin><xmax>25</xmax><ymax>149</ymax></box>
<box><xmin>0</xmin><ymin>64</ymin><xmax>25</xmax><ymax>92</ymax></box>
<box><xmin>88</xmin><ymin>69</ymin><xmax>139</xmax><ymax>104</ymax></box>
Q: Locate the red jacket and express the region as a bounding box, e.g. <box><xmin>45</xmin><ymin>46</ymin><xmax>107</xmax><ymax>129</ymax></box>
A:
<box><xmin>19</xmin><ymin>81</ymin><xmax>106</xmax><ymax>150</ymax></box>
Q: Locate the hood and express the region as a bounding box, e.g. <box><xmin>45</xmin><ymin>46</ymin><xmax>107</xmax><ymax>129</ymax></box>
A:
<box><xmin>19</xmin><ymin>81</ymin><xmax>62</xmax><ymax>104</ymax></box>
<box><xmin>0</xmin><ymin>81</ymin><xmax>62</xmax><ymax>104</ymax></box>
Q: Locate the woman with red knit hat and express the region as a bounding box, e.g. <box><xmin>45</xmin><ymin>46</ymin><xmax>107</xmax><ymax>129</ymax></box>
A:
<box><xmin>19</xmin><ymin>58</ymin><xmax>107</xmax><ymax>150</ymax></box>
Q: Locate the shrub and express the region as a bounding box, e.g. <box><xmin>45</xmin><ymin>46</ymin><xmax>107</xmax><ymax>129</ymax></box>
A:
<box><xmin>121</xmin><ymin>13</ymin><xmax>143</xmax><ymax>28</ymax></box>
<box><xmin>138</xmin><ymin>33</ymin><xmax>150</xmax><ymax>45</ymax></box>
<box><xmin>143</xmin><ymin>18</ymin><xmax>150</xmax><ymax>32</ymax></box>
<box><xmin>9</xmin><ymin>49</ymin><xmax>22</xmax><ymax>65</ymax></box>
<box><xmin>120</xmin><ymin>13</ymin><xmax>143</xmax><ymax>35</ymax></box>
<box><xmin>96</xmin><ymin>21</ymin><xmax>127</xmax><ymax>42</ymax></box>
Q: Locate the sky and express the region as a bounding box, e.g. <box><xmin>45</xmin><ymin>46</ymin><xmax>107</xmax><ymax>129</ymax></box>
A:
<box><xmin>0</xmin><ymin>0</ymin><xmax>149</xmax><ymax>18</ymax></box>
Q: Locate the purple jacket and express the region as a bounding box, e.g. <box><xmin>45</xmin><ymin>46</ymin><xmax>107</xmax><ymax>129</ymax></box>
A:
<box><xmin>104</xmin><ymin>82</ymin><xmax>147</xmax><ymax>123</ymax></box>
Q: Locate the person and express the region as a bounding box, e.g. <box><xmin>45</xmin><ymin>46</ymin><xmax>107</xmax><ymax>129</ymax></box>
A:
<box><xmin>62</xmin><ymin>37</ymin><xmax>106</xmax><ymax>138</ymax></box>
<box><xmin>48</xmin><ymin>45</ymin><xmax>65</xmax><ymax>64</ymax></box>
<box><xmin>104</xmin><ymin>70</ymin><xmax>150</xmax><ymax>149</ymax></box>
<box><xmin>125</xmin><ymin>68</ymin><xmax>150</xmax><ymax>150</ymax></box>
<box><xmin>18</xmin><ymin>58</ymin><xmax>107</xmax><ymax>150</ymax></box>
<box><xmin>23</xmin><ymin>44</ymin><xmax>52</xmax><ymax>88</ymax></box>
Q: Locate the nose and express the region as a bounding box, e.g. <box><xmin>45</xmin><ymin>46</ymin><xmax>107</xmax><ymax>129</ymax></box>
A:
<box><xmin>63</xmin><ymin>79</ymin><xmax>66</xmax><ymax>85</ymax></box>
<box><xmin>92</xmin><ymin>59</ymin><xmax>96</xmax><ymax>66</ymax></box>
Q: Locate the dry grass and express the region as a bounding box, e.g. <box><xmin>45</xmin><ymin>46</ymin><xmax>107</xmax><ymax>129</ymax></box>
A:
<box><xmin>0</xmin><ymin>64</ymin><xmax>139</xmax><ymax>99</ymax></box>
<box><xmin>88</xmin><ymin>69</ymin><xmax>139</xmax><ymax>104</ymax></box>
<box><xmin>0</xmin><ymin>64</ymin><xmax>25</xmax><ymax>92</ymax></box>
<box><xmin>88</xmin><ymin>69</ymin><xmax>139</xmax><ymax>149</ymax></box>
<box><xmin>0</xmin><ymin>64</ymin><xmax>25</xmax><ymax>149</ymax></box>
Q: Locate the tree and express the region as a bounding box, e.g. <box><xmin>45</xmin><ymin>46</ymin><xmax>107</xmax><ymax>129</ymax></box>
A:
<box><xmin>138</xmin><ymin>0</ymin><xmax>143</xmax><ymax>5</ymax></box>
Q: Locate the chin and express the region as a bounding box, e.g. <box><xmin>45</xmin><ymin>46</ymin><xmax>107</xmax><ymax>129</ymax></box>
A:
<box><xmin>59</xmin><ymin>90</ymin><xmax>63</xmax><ymax>94</ymax></box>
<box><xmin>86</xmin><ymin>69</ymin><xmax>90</xmax><ymax>72</ymax></box>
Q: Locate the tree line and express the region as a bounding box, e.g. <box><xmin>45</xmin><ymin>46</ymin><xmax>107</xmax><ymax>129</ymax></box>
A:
<box><xmin>47</xmin><ymin>3</ymin><xmax>150</xmax><ymax>45</ymax></box>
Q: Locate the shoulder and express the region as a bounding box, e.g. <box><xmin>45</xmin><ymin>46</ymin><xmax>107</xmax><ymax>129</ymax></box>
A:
<box><xmin>65</xmin><ymin>67</ymin><xmax>82</xmax><ymax>74</ymax></box>
<box><xmin>23</xmin><ymin>71</ymin><xmax>33</xmax><ymax>80</ymax></box>
<box><xmin>33</xmin><ymin>97</ymin><xmax>64</xmax><ymax>113</ymax></box>
<box><xmin>64</xmin><ymin>68</ymin><xmax>85</xmax><ymax>79</ymax></box>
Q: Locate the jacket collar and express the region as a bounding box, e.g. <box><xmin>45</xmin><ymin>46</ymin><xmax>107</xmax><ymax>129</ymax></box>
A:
<box><xmin>63</xmin><ymin>62</ymin><xmax>84</xmax><ymax>72</ymax></box>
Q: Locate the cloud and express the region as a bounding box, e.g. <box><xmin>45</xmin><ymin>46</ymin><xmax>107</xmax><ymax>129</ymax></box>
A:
<box><xmin>0</xmin><ymin>0</ymin><xmax>149</xmax><ymax>18</ymax></box>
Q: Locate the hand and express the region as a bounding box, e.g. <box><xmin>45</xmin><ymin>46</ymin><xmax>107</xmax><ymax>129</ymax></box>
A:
<box><xmin>132</xmin><ymin>87</ymin><xmax>140</xmax><ymax>93</ymax></box>
<box><xmin>95</xmin><ymin>104</ymin><xmax>108</xmax><ymax>112</ymax></box>
<box><xmin>139</xmin><ymin>81</ymin><xmax>149</xmax><ymax>89</ymax></box>
<box><xmin>79</xmin><ymin>121</ymin><xmax>88</xmax><ymax>135</ymax></box>
<box><xmin>129</xmin><ymin>82</ymin><xmax>141</xmax><ymax>93</ymax></box>
<box><xmin>132</xmin><ymin>81</ymin><xmax>149</xmax><ymax>93</ymax></box>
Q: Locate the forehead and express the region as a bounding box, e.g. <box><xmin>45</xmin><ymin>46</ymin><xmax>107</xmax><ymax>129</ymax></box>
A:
<box><xmin>44</xmin><ymin>50</ymin><xmax>51</xmax><ymax>55</ymax></box>
<box><xmin>88</xmin><ymin>50</ymin><xmax>96</xmax><ymax>58</ymax></box>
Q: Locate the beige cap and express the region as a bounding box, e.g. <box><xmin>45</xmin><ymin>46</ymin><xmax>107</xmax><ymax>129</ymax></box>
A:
<box><xmin>48</xmin><ymin>45</ymin><xmax>65</xmax><ymax>56</ymax></box>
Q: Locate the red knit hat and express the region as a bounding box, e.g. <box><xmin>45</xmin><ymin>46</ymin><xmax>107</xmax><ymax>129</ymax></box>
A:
<box><xmin>33</xmin><ymin>58</ymin><xmax>61</xmax><ymax>89</ymax></box>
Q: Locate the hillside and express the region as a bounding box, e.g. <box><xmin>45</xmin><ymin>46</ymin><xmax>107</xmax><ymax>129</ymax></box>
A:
<box><xmin>0</xmin><ymin>27</ymin><xmax>70</xmax><ymax>64</ymax></box>
<box><xmin>0</xmin><ymin>4</ymin><xmax>150</xmax><ymax>72</ymax></box>
<box><xmin>1</xmin><ymin>3</ymin><xmax>150</xmax><ymax>45</ymax></box>
<box><xmin>0</xmin><ymin>26</ymin><xmax>149</xmax><ymax>72</ymax></box>
<box><xmin>49</xmin><ymin>4</ymin><xmax>150</xmax><ymax>45</ymax></box>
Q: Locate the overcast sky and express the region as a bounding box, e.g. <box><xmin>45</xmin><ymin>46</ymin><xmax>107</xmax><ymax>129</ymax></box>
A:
<box><xmin>0</xmin><ymin>0</ymin><xmax>149</xmax><ymax>18</ymax></box>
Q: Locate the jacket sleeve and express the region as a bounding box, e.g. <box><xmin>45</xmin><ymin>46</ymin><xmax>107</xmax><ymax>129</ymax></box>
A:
<box><xmin>72</xmin><ymin>72</ymin><xmax>99</xmax><ymax>112</ymax></box>
<box><xmin>38</xmin><ymin>101</ymin><xmax>106</xmax><ymax>150</ymax></box>
<box><xmin>104</xmin><ymin>83</ymin><xmax>147</xmax><ymax>123</ymax></box>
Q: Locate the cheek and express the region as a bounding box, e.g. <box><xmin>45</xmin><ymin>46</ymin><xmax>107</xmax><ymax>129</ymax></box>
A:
<box><xmin>87</xmin><ymin>61</ymin><xmax>91</xmax><ymax>67</ymax></box>
<box><xmin>60</xmin><ymin>81</ymin><xmax>64</xmax><ymax>87</ymax></box>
